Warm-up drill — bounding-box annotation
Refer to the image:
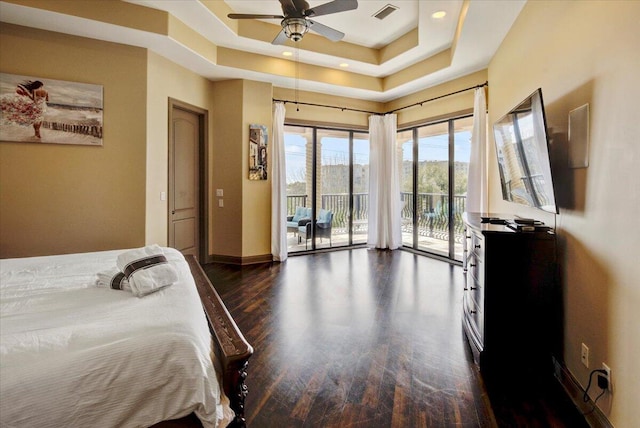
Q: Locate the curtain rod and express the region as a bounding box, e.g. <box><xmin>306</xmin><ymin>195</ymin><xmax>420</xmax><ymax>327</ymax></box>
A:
<box><xmin>272</xmin><ymin>81</ymin><xmax>488</xmax><ymax>116</ymax></box>
<box><xmin>271</xmin><ymin>99</ymin><xmax>378</xmax><ymax>115</ymax></box>
<box><xmin>386</xmin><ymin>81</ymin><xmax>488</xmax><ymax>114</ymax></box>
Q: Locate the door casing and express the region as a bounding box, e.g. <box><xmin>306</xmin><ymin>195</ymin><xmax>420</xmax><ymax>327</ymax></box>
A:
<box><xmin>168</xmin><ymin>98</ymin><xmax>208</xmax><ymax>262</ymax></box>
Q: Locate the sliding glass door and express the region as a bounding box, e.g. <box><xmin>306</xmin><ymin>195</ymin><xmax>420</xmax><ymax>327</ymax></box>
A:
<box><xmin>284</xmin><ymin>125</ymin><xmax>369</xmax><ymax>252</ymax></box>
<box><xmin>317</xmin><ymin>129</ymin><xmax>349</xmax><ymax>250</ymax></box>
<box><xmin>417</xmin><ymin>122</ymin><xmax>450</xmax><ymax>256</ymax></box>
<box><xmin>352</xmin><ymin>132</ymin><xmax>369</xmax><ymax>245</ymax></box>
<box><xmin>399</xmin><ymin>116</ymin><xmax>473</xmax><ymax>261</ymax></box>
<box><xmin>399</xmin><ymin>130</ymin><xmax>414</xmax><ymax>247</ymax></box>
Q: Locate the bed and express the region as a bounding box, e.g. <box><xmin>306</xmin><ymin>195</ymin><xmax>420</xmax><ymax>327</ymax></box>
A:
<box><xmin>0</xmin><ymin>247</ymin><xmax>252</xmax><ymax>428</ymax></box>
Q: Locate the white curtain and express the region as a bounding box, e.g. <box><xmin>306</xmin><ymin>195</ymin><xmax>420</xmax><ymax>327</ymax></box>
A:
<box><xmin>466</xmin><ymin>87</ymin><xmax>488</xmax><ymax>213</ymax></box>
<box><xmin>367</xmin><ymin>114</ymin><xmax>402</xmax><ymax>249</ymax></box>
<box><xmin>271</xmin><ymin>102</ymin><xmax>287</xmax><ymax>262</ymax></box>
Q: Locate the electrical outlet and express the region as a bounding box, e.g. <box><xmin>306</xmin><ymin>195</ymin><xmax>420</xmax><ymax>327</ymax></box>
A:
<box><xmin>581</xmin><ymin>343</ymin><xmax>589</xmax><ymax>367</ymax></box>
<box><xmin>602</xmin><ymin>363</ymin><xmax>612</xmax><ymax>392</ymax></box>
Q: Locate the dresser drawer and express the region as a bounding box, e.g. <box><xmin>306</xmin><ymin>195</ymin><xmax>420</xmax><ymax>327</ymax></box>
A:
<box><xmin>464</xmin><ymin>291</ymin><xmax>484</xmax><ymax>342</ymax></box>
<box><xmin>467</xmin><ymin>252</ymin><xmax>484</xmax><ymax>287</ymax></box>
<box><xmin>470</xmin><ymin>230</ymin><xmax>484</xmax><ymax>259</ymax></box>
<box><xmin>467</xmin><ymin>272</ymin><xmax>484</xmax><ymax>309</ymax></box>
<box><xmin>463</xmin><ymin>228</ymin><xmax>472</xmax><ymax>272</ymax></box>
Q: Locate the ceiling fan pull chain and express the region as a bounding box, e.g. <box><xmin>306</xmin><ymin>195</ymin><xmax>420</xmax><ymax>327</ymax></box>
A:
<box><xmin>295</xmin><ymin>47</ymin><xmax>300</xmax><ymax>111</ymax></box>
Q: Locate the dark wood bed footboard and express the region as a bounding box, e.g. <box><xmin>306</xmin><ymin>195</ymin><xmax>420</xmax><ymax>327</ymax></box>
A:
<box><xmin>185</xmin><ymin>255</ymin><xmax>254</xmax><ymax>428</ymax></box>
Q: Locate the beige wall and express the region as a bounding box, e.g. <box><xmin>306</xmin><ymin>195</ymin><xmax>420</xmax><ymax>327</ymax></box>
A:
<box><xmin>273</xmin><ymin>87</ymin><xmax>381</xmax><ymax>129</ymax></box>
<box><xmin>210</xmin><ymin>80</ymin><xmax>245</xmax><ymax>258</ymax></box>
<box><xmin>389</xmin><ymin>69</ymin><xmax>487</xmax><ymax>127</ymax></box>
<box><xmin>0</xmin><ymin>23</ymin><xmax>274</xmax><ymax>261</ymax></box>
<box><xmin>488</xmin><ymin>1</ymin><xmax>640</xmax><ymax>425</ymax></box>
<box><xmin>273</xmin><ymin>70</ymin><xmax>486</xmax><ymax>130</ymax></box>
<box><xmin>241</xmin><ymin>80</ymin><xmax>273</xmax><ymax>258</ymax></box>
<box><xmin>0</xmin><ymin>24</ymin><xmax>147</xmax><ymax>257</ymax></box>
<box><xmin>146</xmin><ymin>51</ymin><xmax>213</xmax><ymax>249</ymax></box>
<box><xmin>210</xmin><ymin>80</ymin><xmax>273</xmax><ymax>260</ymax></box>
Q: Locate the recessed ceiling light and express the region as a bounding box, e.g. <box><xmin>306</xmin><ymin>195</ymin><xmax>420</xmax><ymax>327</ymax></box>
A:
<box><xmin>282</xmin><ymin>51</ymin><xmax>293</xmax><ymax>57</ymax></box>
<box><xmin>431</xmin><ymin>11</ymin><xmax>447</xmax><ymax>19</ymax></box>
<box><xmin>339</xmin><ymin>63</ymin><xmax>349</xmax><ymax>68</ymax></box>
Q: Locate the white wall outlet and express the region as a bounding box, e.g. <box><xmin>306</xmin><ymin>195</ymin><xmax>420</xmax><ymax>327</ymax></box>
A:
<box><xmin>581</xmin><ymin>343</ymin><xmax>589</xmax><ymax>368</ymax></box>
<box><xmin>216</xmin><ymin>189</ymin><xmax>223</xmax><ymax>197</ymax></box>
<box><xmin>218</xmin><ymin>199</ymin><xmax>224</xmax><ymax>207</ymax></box>
<box><xmin>602</xmin><ymin>363</ymin><xmax>612</xmax><ymax>392</ymax></box>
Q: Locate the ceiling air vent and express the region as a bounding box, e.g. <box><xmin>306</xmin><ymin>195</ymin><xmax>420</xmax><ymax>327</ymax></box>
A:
<box><xmin>373</xmin><ymin>4</ymin><xmax>398</xmax><ymax>20</ymax></box>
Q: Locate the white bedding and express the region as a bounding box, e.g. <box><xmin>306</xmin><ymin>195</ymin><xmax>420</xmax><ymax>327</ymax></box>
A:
<box><xmin>0</xmin><ymin>248</ymin><xmax>223</xmax><ymax>428</ymax></box>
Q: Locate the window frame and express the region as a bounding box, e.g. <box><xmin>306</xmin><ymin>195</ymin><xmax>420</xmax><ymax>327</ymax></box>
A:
<box><xmin>398</xmin><ymin>113</ymin><xmax>474</xmax><ymax>262</ymax></box>
<box><xmin>284</xmin><ymin>122</ymin><xmax>370</xmax><ymax>253</ymax></box>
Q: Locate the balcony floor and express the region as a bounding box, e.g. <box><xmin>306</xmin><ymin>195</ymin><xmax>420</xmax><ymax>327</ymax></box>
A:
<box><xmin>287</xmin><ymin>230</ymin><xmax>464</xmax><ymax>260</ymax></box>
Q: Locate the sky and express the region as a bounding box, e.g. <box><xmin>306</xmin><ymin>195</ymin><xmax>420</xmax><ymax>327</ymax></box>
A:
<box><xmin>284</xmin><ymin>131</ymin><xmax>472</xmax><ymax>183</ymax></box>
<box><xmin>0</xmin><ymin>72</ymin><xmax>103</xmax><ymax>108</ymax></box>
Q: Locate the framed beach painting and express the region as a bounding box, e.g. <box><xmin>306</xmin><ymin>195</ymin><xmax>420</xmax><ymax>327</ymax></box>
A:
<box><xmin>0</xmin><ymin>73</ymin><xmax>103</xmax><ymax>146</ymax></box>
<box><xmin>249</xmin><ymin>124</ymin><xmax>268</xmax><ymax>180</ymax></box>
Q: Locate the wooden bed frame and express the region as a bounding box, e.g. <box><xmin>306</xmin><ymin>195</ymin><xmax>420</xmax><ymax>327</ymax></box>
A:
<box><xmin>185</xmin><ymin>255</ymin><xmax>253</xmax><ymax>428</ymax></box>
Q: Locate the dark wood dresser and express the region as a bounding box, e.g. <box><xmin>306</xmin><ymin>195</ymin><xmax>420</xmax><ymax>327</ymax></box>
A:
<box><xmin>462</xmin><ymin>212</ymin><xmax>560</xmax><ymax>381</ymax></box>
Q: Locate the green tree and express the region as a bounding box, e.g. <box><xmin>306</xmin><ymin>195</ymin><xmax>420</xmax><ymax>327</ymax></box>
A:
<box><xmin>417</xmin><ymin>161</ymin><xmax>448</xmax><ymax>194</ymax></box>
<box><xmin>287</xmin><ymin>181</ymin><xmax>306</xmax><ymax>195</ymax></box>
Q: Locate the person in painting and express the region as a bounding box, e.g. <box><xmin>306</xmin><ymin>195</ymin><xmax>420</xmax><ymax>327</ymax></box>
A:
<box><xmin>0</xmin><ymin>80</ymin><xmax>49</xmax><ymax>138</ymax></box>
<box><xmin>258</xmin><ymin>145</ymin><xmax>267</xmax><ymax>179</ymax></box>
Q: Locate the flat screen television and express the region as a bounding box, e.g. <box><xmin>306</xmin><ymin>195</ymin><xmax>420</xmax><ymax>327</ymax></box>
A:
<box><xmin>492</xmin><ymin>88</ymin><xmax>558</xmax><ymax>214</ymax></box>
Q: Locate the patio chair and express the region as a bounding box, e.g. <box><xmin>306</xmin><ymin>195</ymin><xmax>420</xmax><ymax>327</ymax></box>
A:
<box><xmin>287</xmin><ymin>206</ymin><xmax>311</xmax><ymax>239</ymax></box>
<box><xmin>299</xmin><ymin>209</ymin><xmax>333</xmax><ymax>249</ymax></box>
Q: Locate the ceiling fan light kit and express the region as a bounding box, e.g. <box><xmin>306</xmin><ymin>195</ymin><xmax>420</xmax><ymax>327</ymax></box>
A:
<box><xmin>282</xmin><ymin>18</ymin><xmax>309</xmax><ymax>42</ymax></box>
<box><xmin>228</xmin><ymin>0</ymin><xmax>358</xmax><ymax>44</ymax></box>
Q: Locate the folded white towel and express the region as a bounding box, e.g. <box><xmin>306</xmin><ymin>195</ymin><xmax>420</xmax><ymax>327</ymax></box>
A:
<box><xmin>96</xmin><ymin>267</ymin><xmax>131</xmax><ymax>292</ymax></box>
<box><xmin>116</xmin><ymin>245</ymin><xmax>178</xmax><ymax>297</ymax></box>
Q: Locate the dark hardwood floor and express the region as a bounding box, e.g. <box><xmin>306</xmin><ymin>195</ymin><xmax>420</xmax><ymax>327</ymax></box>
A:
<box><xmin>203</xmin><ymin>248</ymin><xmax>588</xmax><ymax>428</ymax></box>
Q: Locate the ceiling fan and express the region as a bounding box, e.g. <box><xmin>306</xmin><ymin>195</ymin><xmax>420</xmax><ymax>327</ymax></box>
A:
<box><xmin>228</xmin><ymin>0</ymin><xmax>358</xmax><ymax>45</ymax></box>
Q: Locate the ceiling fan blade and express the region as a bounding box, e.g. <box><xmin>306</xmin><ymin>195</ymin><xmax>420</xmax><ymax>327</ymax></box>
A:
<box><xmin>279</xmin><ymin>0</ymin><xmax>300</xmax><ymax>17</ymax></box>
<box><xmin>305</xmin><ymin>0</ymin><xmax>357</xmax><ymax>17</ymax></box>
<box><xmin>307</xmin><ymin>19</ymin><xmax>344</xmax><ymax>42</ymax></box>
<box><xmin>228</xmin><ymin>13</ymin><xmax>284</xmax><ymax>19</ymax></box>
<box><xmin>271</xmin><ymin>28</ymin><xmax>289</xmax><ymax>45</ymax></box>
<box><xmin>292</xmin><ymin>0</ymin><xmax>311</xmax><ymax>13</ymax></box>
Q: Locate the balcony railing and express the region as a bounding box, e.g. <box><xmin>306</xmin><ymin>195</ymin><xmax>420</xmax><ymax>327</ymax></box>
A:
<box><xmin>287</xmin><ymin>192</ymin><xmax>466</xmax><ymax>241</ymax></box>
